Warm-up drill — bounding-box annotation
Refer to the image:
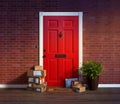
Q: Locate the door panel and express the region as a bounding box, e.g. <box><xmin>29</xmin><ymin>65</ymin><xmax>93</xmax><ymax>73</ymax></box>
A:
<box><xmin>43</xmin><ymin>16</ymin><xmax>78</xmax><ymax>86</ymax></box>
<box><xmin>65</xmin><ymin>59</ymin><xmax>73</xmax><ymax>78</ymax></box>
<box><xmin>49</xmin><ymin>30</ymin><xmax>58</xmax><ymax>52</ymax></box>
<box><xmin>63</xmin><ymin>20</ymin><xmax>73</xmax><ymax>28</ymax></box>
<box><xmin>64</xmin><ymin>30</ymin><xmax>73</xmax><ymax>52</ymax></box>
<box><xmin>48</xmin><ymin>20</ymin><xmax>58</xmax><ymax>28</ymax></box>
<box><xmin>49</xmin><ymin>59</ymin><xmax>57</xmax><ymax>80</ymax></box>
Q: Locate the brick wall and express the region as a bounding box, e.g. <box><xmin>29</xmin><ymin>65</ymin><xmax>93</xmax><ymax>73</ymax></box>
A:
<box><xmin>0</xmin><ymin>0</ymin><xmax>120</xmax><ymax>84</ymax></box>
<box><xmin>83</xmin><ymin>0</ymin><xmax>120</xmax><ymax>84</ymax></box>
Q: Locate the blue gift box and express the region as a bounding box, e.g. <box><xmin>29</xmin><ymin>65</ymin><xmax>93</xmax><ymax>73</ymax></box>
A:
<box><xmin>65</xmin><ymin>78</ymin><xmax>78</xmax><ymax>88</ymax></box>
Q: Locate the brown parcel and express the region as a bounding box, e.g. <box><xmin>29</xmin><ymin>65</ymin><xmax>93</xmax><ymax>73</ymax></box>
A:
<box><xmin>34</xmin><ymin>66</ymin><xmax>43</xmax><ymax>70</ymax></box>
<box><xmin>33</xmin><ymin>82</ymin><xmax>47</xmax><ymax>92</ymax></box>
<box><xmin>34</xmin><ymin>86</ymin><xmax>46</xmax><ymax>92</ymax></box>
<box><xmin>27</xmin><ymin>70</ymin><xmax>43</xmax><ymax>77</ymax></box>
<box><xmin>72</xmin><ymin>83</ymin><xmax>83</xmax><ymax>88</ymax></box>
<box><xmin>72</xmin><ymin>81</ymin><xmax>83</xmax><ymax>86</ymax></box>
<box><xmin>33</xmin><ymin>70</ymin><xmax>46</xmax><ymax>77</ymax></box>
<box><xmin>27</xmin><ymin>70</ymin><xmax>46</xmax><ymax>77</ymax></box>
<box><xmin>73</xmin><ymin>86</ymin><xmax>86</xmax><ymax>93</ymax></box>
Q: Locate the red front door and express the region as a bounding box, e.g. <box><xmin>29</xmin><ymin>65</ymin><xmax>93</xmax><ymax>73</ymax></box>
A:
<box><xmin>43</xmin><ymin>16</ymin><xmax>78</xmax><ymax>86</ymax></box>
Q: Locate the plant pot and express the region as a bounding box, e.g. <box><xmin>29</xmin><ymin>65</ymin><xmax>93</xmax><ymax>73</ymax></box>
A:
<box><xmin>87</xmin><ymin>76</ymin><xmax>99</xmax><ymax>90</ymax></box>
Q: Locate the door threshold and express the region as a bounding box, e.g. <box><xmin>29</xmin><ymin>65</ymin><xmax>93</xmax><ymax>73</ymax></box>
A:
<box><xmin>47</xmin><ymin>86</ymin><xmax>73</xmax><ymax>92</ymax></box>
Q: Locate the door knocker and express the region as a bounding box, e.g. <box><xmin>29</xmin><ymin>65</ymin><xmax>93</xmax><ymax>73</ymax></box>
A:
<box><xmin>59</xmin><ymin>32</ymin><xmax>62</xmax><ymax>38</ymax></box>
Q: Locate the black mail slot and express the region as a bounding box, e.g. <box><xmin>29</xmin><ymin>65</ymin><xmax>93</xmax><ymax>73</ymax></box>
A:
<box><xmin>55</xmin><ymin>54</ymin><xmax>66</xmax><ymax>58</ymax></box>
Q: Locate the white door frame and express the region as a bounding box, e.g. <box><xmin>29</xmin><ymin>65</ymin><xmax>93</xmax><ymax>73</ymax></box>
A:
<box><xmin>39</xmin><ymin>12</ymin><xmax>83</xmax><ymax>68</ymax></box>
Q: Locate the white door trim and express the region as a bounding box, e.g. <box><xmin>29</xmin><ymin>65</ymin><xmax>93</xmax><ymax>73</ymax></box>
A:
<box><xmin>0</xmin><ymin>84</ymin><xmax>27</xmax><ymax>88</ymax></box>
<box><xmin>39</xmin><ymin>12</ymin><xmax>83</xmax><ymax>68</ymax></box>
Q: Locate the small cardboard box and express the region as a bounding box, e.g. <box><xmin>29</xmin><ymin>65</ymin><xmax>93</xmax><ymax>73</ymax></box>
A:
<box><xmin>72</xmin><ymin>83</ymin><xmax>83</xmax><ymax>88</ymax></box>
<box><xmin>65</xmin><ymin>78</ymin><xmax>78</xmax><ymax>88</ymax></box>
<box><xmin>34</xmin><ymin>86</ymin><xmax>46</xmax><ymax>92</ymax></box>
<box><xmin>73</xmin><ymin>86</ymin><xmax>86</xmax><ymax>93</ymax></box>
<box><xmin>34</xmin><ymin>66</ymin><xmax>43</xmax><ymax>70</ymax></box>
<box><xmin>27</xmin><ymin>69</ymin><xmax>46</xmax><ymax>77</ymax></box>
<box><xmin>34</xmin><ymin>77</ymin><xmax>45</xmax><ymax>84</ymax></box>
<box><xmin>72</xmin><ymin>81</ymin><xmax>81</xmax><ymax>86</ymax></box>
<box><xmin>33</xmin><ymin>70</ymin><xmax>46</xmax><ymax>77</ymax></box>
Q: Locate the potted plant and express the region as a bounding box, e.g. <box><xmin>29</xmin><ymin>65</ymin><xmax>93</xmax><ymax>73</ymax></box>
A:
<box><xmin>80</xmin><ymin>60</ymin><xmax>103</xmax><ymax>90</ymax></box>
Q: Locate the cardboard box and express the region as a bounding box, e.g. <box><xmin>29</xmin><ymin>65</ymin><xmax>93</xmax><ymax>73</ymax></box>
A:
<box><xmin>72</xmin><ymin>81</ymin><xmax>81</xmax><ymax>86</ymax></box>
<box><xmin>73</xmin><ymin>86</ymin><xmax>86</xmax><ymax>93</ymax></box>
<box><xmin>33</xmin><ymin>82</ymin><xmax>47</xmax><ymax>92</ymax></box>
<box><xmin>65</xmin><ymin>78</ymin><xmax>78</xmax><ymax>88</ymax></box>
<box><xmin>33</xmin><ymin>70</ymin><xmax>46</xmax><ymax>77</ymax></box>
<box><xmin>34</xmin><ymin>86</ymin><xmax>46</xmax><ymax>92</ymax></box>
<box><xmin>34</xmin><ymin>77</ymin><xmax>45</xmax><ymax>84</ymax></box>
<box><xmin>34</xmin><ymin>66</ymin><xmax>43</xmax><ymax>70</ymax></box>
<box><xmin>72</xmin><ymin>83</ymin><xmax>83</xmax><ymax>88</ymax></box>
<box><xmin>27</xmin><ymin>69</ymin><xmax>46</xmax><ymax>77</ymax></box>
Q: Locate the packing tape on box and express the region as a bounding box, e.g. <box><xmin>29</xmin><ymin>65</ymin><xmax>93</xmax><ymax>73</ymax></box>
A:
<box><xmin>28</xmin><ymin>77</ymin><xmax>34</xmax><ymax>83</ymax></box>
<box><xmin>33</xmin><ymin>70</ymin><xmax>42</xmax><ymax>76</ymax></box>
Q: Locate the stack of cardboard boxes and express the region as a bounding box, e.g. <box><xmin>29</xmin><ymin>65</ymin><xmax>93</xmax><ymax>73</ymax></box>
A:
<box><xmin>27</xmin><ymin>66</ymin><xmax>47</xmax><ymax>92</ymax></box>
<box><xmin>72</xmin><ymin>81</ymin><xmax>86</xmax><ymax>93</ymax></box>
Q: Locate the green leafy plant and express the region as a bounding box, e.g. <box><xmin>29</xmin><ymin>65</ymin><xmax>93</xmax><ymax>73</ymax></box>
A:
<box><xmin>80</xmin><ymin>60</ymin><xmax>103</xmax><ymax>79</ymax></box>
